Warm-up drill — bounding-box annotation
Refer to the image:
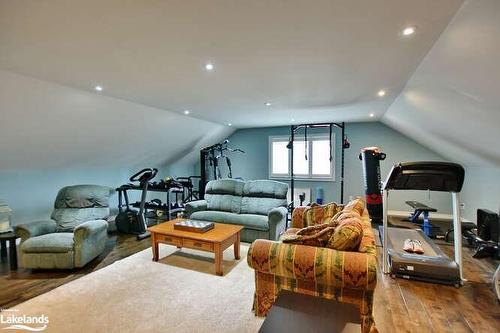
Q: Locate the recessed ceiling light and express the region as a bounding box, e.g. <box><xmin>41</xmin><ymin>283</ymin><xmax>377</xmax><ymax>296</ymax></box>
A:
<box><xmin>369</xmin><ymin>113</ymin><xmax>375</xmax><ymax>118</ymax></box>
<box><xmin>377</xmin><ymin>90</ymin><xmax>386</xmax><ymax>97</ymax></box>
<box><xmin>402</xmin><ymin>26</ymin><xmax>416</xmax><ymax>36</ymax></box>
<box><xmin>227</xmin><ymin>123</ymin><xmax>232</xmax><ymax>127</ymax></box>
<box><xmin>204</xmin><ymin>63</ymin><xmax>215</xmax><ymax>71</ymax></box>
<box><xmin>184</xmin><ymin>110</ymin><xmax>190</xmax><ymax>115</ymax></box>
<box><xmin>94</xmin><ymin>85</ymin><xmax>103</xmax><ymax>92</ymax></box>
<box><xmin>264</xmin><ymin>102</ymin><xmax>272</xmax><ymax>106</ymax></box>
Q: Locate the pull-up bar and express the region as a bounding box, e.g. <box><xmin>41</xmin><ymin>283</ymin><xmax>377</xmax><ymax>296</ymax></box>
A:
<box><xmin>288</xmin><ymin>122</ymin><xmax>348</xmax><ymax>211</ymax></box>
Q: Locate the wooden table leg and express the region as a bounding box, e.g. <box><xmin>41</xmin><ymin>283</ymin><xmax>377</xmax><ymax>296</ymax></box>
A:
<box><xmin>234</xmin><ymin>232</ymin><xmax>240</xmax><ymax>260</ymax></box>
<box><xmin>9</xmin><ymin>239</ymin><xmax>17</xmax><ymax>270</ymax></box>
<box><xmin>214</xmin><ymin>243</ymin><xmax>223</xmax><ymax>276</ymax></box>
<box><xmin>152</xmin><ymin>234</ymin><xmax>159</xmax><ymax>262</ymax></box>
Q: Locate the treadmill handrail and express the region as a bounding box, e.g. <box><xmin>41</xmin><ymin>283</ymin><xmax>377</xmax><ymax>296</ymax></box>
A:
<box><xmin>383</xmin><ymin>162</ymin><xmax>465</xmax><ymax>192</ymax></box>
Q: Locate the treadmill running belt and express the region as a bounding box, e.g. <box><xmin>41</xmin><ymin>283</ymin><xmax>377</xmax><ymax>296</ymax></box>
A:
<box><xmin>381</xmin><ymin>227</ymin><xmax>461</xmax><ymax>286</ymax></box>
<box><xmin>388</xmin><ymin>228</ymin><xmax>438</xmax><ymax>256</ymax></box>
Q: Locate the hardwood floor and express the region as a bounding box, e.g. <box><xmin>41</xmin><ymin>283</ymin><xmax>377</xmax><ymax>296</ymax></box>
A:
<box><xmin>1</xmin><ymin>230</ymin><xmax>499</xmax><ymax>332</ymax></box>
<box><xmin>374</xmin><ymin>241</ymin><xmax>500</xmax><ymax>333</ymax></box>
<box><xmin>0</xmin><ymin>232</ymin><xmax>150</xmax><ymax>309</ymax></box>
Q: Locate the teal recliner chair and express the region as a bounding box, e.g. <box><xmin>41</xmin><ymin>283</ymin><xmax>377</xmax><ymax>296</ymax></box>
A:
<box><xmin>185</xmin><ymin>179</ymin><xmax>288</xmax><ymax>242</ymax></box>
<box><xmin>15</xmin><ymin>185</ymin><xmax>114</xmax><ymax>269</ymax></box>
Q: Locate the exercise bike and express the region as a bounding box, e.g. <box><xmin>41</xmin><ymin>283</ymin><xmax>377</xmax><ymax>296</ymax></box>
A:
<box><xmin>115</xmin><ymin>168</ymin><xmax>158</xmax><ymax>240</ymax></box>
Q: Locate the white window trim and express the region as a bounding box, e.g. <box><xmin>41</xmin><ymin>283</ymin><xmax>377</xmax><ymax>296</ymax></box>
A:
<box><xmin>268</xmin><ymin>134</ymin><xmax>335</xmax><ymax>181</ymax></box>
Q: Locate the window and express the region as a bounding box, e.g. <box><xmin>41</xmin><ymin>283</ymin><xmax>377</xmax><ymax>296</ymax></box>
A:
<box><xmin>269</xmin><ymin>135</ymin><xmax>335</xmax><ymax>180</ymax></box>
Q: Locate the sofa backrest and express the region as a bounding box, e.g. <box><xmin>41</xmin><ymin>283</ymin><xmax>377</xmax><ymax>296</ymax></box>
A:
<box><xmin>51</xmin><ymin>185</ymin><xmax>114</xmax><ymax>232</ymax></box>
<box><xmin>205</xmin><ymin>179</ymin><xmax>245</xmax><ymax>213</ymax></box>
<box><xmin>240</xmin><ymin>180</ymin><xmax>288</xmax><ymax>215</ymax></box>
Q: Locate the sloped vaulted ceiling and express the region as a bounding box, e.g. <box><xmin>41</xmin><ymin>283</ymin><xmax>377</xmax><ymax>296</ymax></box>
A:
<box><xmin>0</xmin><ymin>69</ymin><xmax>233</xmax><ymax>171</ymax></box>
<box><xmin>0</xmin><ymin>0</ymin><xmax>462</xmax><ymax>128</ymax></box>
<box><xmin>383</xmin><ymin>0</ymin><xmax>500</xmax><ymax>167</ymax></box>
<box><xmin>5</xmin><ymin>0</ymin><xmax>495</xmax><ymax>171</ymax></box>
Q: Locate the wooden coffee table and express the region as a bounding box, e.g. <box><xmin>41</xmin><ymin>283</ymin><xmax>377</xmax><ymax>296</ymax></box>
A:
<box><xmin>147</xmin><ymin>219</ymin><xmax>244</xmax><ymax>276</ymax></box>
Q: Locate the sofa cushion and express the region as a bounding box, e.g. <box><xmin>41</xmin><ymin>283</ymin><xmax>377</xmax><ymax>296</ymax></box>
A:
<box><xmin>54</xmin><ymin>185</ymin><xmax>114</xmax><ymax>209</ymax></box>
<box><xmin>328</xmin><ymin>218</ymin><xmax>364</xmax><ymax>251</ymax></box>
<box><xmin>205</xmin><ymin>194</ymin><xmax>242</xmax><ymax>213</ymax></box>
<box><xmin>190</xmin><ymin>211</ymin><xmax>269</xmax><ymax>231</ymax></box>
<box><xmin>52</xmin><ymin>207</ymin><xmax>110</xmax><ymax>232</ymax></box>
<box><xmin>303</xmin><ymin>202</ymin><xmax>343</xmax><ymax>226</ymax></box>
<box><xmin>342</xmin><ymin>198</ymin><xmax>365</xmax><ymax>216</ymax></box>
<box><xmin>204</xmin><ymin>179</ymin><xmax>245</xmax><ymax>213</ymax></box>
<box><xmin>21</xmin><ymin>233</ymin><xmax>74</xmax><ymax>253</ymax></box>
<box><xmin>243</xmin><ymin>180</ymin><xmax>288</xmax><ymax>199</ymax></box>
<box><xmin>205</xmin><ymin>179</ymin><xmax>244</xmax><ymax>196</ymax></box>
<box><xmin>240</xmin><ymin>197</ymin><xmax>287</xmax><ymax>215</ymax></box>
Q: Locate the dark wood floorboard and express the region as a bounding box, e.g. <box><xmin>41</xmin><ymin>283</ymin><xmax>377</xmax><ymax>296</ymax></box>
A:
<box><xmin>1</xmin><ymin>227</ymin><xmax>499</xmax><ymax>332</ymax></box>
<box><xmin>0</xmin><ymin>232</ymin><xmax>150</xmax><ymax>309</ymax></box>
<box><xmin>373</xmin><ymin>217</ymin><xmax>500</xmax><ymax>333</ymax></box>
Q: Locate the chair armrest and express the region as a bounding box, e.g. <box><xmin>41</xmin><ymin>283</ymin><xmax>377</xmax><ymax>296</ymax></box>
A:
<box><xmin>74</xmin><ymin>220</ymin><xmax>108</xmax><ymax>267</ymax></box>
<box><xmin>74</xmin><ymin>220</ymin><xmax>108</xmax><ymax>241</ymax></box>
<box><xmin>291</xmin><ymin>206</ymin><xmax>307</xmax><ymax>228</ymax></box>
<box><xmin>247</xmin><ymin>239</ymin><xmax>377</xmax><ymax>290</ymax></box>
<box><xmin>268</xmin><ymin>207</ymin><xmax>288</xmax><ymax>240</ymax></box>
<box><xmin>15</xmin><ymin>220</ymin><xmax>57</xmax><ymax>241</ymax></box>
<box><xmin>185</xmin><ymin>200</ymin><xmax>208</xmax><ymax>216</ymax></box>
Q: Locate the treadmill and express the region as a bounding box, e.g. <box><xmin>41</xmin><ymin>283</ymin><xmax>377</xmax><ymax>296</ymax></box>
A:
<box><xmin>382</xmin><ymin>162</ymin><xmax>465</xmax><ymax>286</ymax></box>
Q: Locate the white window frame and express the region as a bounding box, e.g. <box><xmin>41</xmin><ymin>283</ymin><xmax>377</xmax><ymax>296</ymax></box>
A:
<box><xmin>268</xmin><ymin>134</ymin><xmax>335</xmax><ymax>181</ymax></box>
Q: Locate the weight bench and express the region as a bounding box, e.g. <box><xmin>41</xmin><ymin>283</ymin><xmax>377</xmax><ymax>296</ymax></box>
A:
<box><xmin>406</xmin><ymin>200</ymin><xmax>438</xmax><ymax>237</ymax></box>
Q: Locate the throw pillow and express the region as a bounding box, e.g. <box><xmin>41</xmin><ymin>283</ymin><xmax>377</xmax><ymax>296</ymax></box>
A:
<box><xmin>303</xmin><ymin>202</ymin><xmax>344</xmax><ymax>226</ymax></box>
<box><xmin>328</xmin><ymin>218</ymin><xmax>364</xmax><ymax>251</ymax></box>
<box><xmin>342</xmin><ymin>198</ymin><xmax>365</xmax><ymax>216</ymax></box>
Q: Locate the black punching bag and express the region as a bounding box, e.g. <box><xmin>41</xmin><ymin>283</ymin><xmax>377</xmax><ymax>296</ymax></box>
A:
<box><xmin>359</xmin><ymin>147</ymin><xmax>386</xmax><ymax>223</ymax></box>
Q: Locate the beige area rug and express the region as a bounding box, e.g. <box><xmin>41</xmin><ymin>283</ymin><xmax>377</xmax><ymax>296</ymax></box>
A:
<box><xmin>6</xmin><ymin>244</ymin><xmax>264</xmax><ymax>333</ymax></box>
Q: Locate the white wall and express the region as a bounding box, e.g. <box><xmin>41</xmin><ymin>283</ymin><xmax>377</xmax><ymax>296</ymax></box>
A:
<box><xmin>0</xmin><ymin>168</ymin><xmax>128</xmax><ymax>224</ymax></box>
<box><xmin>222</xmin><ymin>122</ymin><xmax>452</xmax><ymax>213</ymax></box>
<box><xmin>460</xmin><ymin>167</ymin><xmax>500</xmax><ymax>221</ymax></box>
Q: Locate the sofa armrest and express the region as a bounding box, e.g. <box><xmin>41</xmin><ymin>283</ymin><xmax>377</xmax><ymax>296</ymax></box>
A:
<box><xmin>247</xmin><ymin>239</ymin><xmax>377</xmax><ymax>290</ymax></box>
<box><xmin>291</xmin><ymin>206</ymin><xmax>307</xmax><ymax>228</ymax></box>
<box><xmin>268</xmin><ymin>207</ymin><xmax>288</xmax><ymax>240</ymax></box>
<box><xmin>74</xmin><ymin>220</ymin><xmax>108</xmax><ymax>267</ymax></box>
<box><xmin>185</xmin><ymin>200</ymin><xmax>208</xmax><ymax>216</ymax></box>
<box><xmin>15</xmin><ymin>220</ymin><xmax>57</xmax><ymax>241</ymax></box>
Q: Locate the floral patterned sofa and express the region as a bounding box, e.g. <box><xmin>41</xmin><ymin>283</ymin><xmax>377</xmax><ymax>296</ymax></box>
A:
<box><xmin>247</xmin><ymin>199</ymin><xmax>378</xmax><ymax>333</ymax></box>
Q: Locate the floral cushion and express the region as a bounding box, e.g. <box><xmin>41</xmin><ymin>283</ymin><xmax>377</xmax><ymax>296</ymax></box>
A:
<box><xmin>285</xmin><ymin>198</ymin><xmax>365</xmax><ymax>251</ymax></box>
<box><xmin>342</xmin><ymin>197</ymin><xmax>365</xmax><ymax>215</ymax></box>
<box><xmin>328</xmin><ymin>199</ymin><xmax>365</xmax><ymax>250</ymax></box>
<box><xmin>328</xmin><ymin>218</ymin><xmax>364</xmax><ymax>250</ymax></box>
<box><xmin>303</xmin><ymin>202</ymin><xmax>343</xmax><ymax>226</ymax></box>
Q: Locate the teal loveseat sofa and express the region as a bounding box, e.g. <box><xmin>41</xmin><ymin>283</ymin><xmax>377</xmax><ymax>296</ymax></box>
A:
<box><xmin>185</xmin><ymin>179</ymin><xmax>288</xmax><ymax>242</ymax></box>
<box><xmin>15</xmin><ymin>185</ymin><xmax>114</xmax><ymax>269</ymax></box>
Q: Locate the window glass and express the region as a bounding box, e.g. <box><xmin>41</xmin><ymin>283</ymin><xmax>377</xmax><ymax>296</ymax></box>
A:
<box><xmin>293</xmin><ymin>141</ymin><xmax>309</xmax><ymax>175</ymax></box>
<box><xmin>272</xmin><ymin>141</ymin><xmax>289</xmax><ymax>175</ymax></box>
<box><xmin>312</xmin><ymin>139</ymin><xmax>331</xmax><ymax>175</ymax></box>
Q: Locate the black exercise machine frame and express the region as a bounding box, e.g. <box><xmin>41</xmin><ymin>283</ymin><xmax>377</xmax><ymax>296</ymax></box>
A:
<box><xmin>117</xmin><ymin>182</ymin><xmax>184</xmax><ymax>222</ymax></box>
<box><xmin>199</xmin><ymin>140</ymin><xmax>244</xmax><ymax>199</ymax></box>
<box><xmin>288</xmin><ymin>122</ymin><xmax>346</xmax><ymax>211</ymax></box>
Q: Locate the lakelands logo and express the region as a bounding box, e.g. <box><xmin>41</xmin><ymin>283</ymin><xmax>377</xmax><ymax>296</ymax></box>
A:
<box><xmin>0</xmin><ymin>309</ymin><xmax>48</xmax><ymax>331</ymax></box>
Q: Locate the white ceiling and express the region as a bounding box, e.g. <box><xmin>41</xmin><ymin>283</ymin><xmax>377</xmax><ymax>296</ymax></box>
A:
<box><xmin>0</xmin><ymin>0</ymin><xmax>462</xmax><ymax>128</ymax></box>
<box><xmin>383</xmin><ymin>0</ymin><xmax>500</xmax><ymax>167</ymax></box>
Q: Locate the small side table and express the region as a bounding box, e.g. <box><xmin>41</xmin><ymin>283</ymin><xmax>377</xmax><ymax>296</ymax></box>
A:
<box><xmin>0</xmin><ymin>231</ymin><xmax>19</xmax><ymax>270</ymax></box>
